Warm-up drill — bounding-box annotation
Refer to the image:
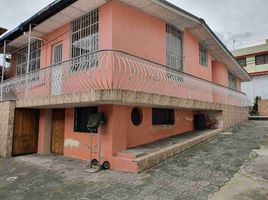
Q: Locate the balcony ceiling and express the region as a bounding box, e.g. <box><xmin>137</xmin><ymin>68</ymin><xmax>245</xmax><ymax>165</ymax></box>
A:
<box><xmin>1</xmin><ymin>0</ymin><xmax>250</xmax><ymax>81</ymax></box>
<box><xmin>7</xmin><ymin>0</ymin><xmax>107</xmax><ymax>51</ymax></box>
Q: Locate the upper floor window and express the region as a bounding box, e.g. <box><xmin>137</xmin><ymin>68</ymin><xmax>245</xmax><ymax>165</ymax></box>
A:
<box><xmin>255</xmin><ymin>54</ymin><xmax>268</xmax><ymax>65</ymax></box>
<box><xmin>228</xmin><ymin>72</ymin><xmax>236</xmax><ymax>90</ymax></box>
<box><xmin>199</xmin><ymin>43</ymin><xmax>208</xmax><ymax>67</ymax></box>
<box><xmin>71</xmin><ymin>9</ymin><xmax>99</xmax><ymax>58</ymax></box>
<box><xmin>16</xmin><ymin>40</ymin><xmax>41</xmax><ymax>76</ymax></box>
<box><xmin>237</xmin><ymin>57</ymin><xmax>247</xmax><ymax>67</ymax></box>
<box><xmin>166</xmin><ymin>24</ymin><xmax>183</xmax><ymax>71</ymax></box>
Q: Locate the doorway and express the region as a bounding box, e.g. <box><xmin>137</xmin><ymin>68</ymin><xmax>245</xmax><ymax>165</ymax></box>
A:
<box><xmin>51</xmin><ymin>109</ymin><xmax>65</xmax><ymax>154</ymax></box>
<box><xmin>51</xmin><ymin>43</ymin><xmax>63</xmax><ymax>96</ymax></box>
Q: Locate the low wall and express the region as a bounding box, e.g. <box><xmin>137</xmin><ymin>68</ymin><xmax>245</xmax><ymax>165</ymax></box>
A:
<box><xmin>222</xmin><ymin>105</ymin><xmax>249</xmax><ymax>129</ymax></box>
<box><xmin>0</xmin><ymin>101</ymin><xmax>15</xmax><ymax>158</ymax></box>
<box><xmin>258</xmin><ymin>100</ymin><xmax>268</xmax><ymax>116</ymax></box>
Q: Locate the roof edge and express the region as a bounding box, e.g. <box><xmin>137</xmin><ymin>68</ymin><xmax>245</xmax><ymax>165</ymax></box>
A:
<box><xmin>156</xmin><ymin>0</ymin><xmax>251</xmax><ymax>81</ymax></box>
<box><xmin>0</xmin><ymin>0</ymin><xmax>78</xmax><ymax>47</ymax></box>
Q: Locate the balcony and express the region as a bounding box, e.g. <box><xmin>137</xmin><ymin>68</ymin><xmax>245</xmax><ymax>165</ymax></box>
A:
<box><xmin>0</xmin><ymin>50</ymin><xmax>249</xmax><ymax>107</ymax></box>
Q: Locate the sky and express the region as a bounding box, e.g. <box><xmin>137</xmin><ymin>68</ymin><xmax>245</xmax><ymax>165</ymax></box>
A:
<box><xmin>0</xmin><ymin>0</ymin><xmax>268</xmax><ymax>50</ymax></box>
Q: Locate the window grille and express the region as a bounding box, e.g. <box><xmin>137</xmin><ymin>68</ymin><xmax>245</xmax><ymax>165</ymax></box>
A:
<box><xmin>166</xmin><ymin>24</ymin><xmax>183</xmax><ymax>71</ymax></box>
<box><xmin>152</xmin><ymin>108</ymin><xmax>175</xmax><ymax>125</ymax></box>
<box><xmin>199</xmin><ymin>43</ymin><xmax>208</xmax><ymax>67</ymax></box>
<box><xmin>228</xmin><ymin>72</ymin><xmax>237</xmax><ymax>90</ymax></box>
<box><xmin>74</xmin><ymin>106</ymin><xmax>98</xmax><ymax>133</ymax></box>
<box><xmin>16</xmin><ymin>41</ymin><xmax>41</xmax><ymax>76</ymax></box>
<box><xmin>71</xmin><ymin>9</ymin><xmax>99</xmax><ymax>58</ymax></box>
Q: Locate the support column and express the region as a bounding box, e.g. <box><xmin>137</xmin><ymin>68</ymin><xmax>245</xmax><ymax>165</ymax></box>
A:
<box><xmin>0</xmin><ymin>101</ymin><xmax>15</xmax><ymax>158</ymax></box>
<box><xmin>38</xmin><ymin>109</ymin><xmax>52</xmax><ymax>154</ymax></box>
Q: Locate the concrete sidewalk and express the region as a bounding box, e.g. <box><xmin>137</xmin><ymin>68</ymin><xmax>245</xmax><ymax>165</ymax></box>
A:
<box><xmin>210</xmin><ymin>141</ymin><xmax>268</xmax><ymax>200</ymax></box>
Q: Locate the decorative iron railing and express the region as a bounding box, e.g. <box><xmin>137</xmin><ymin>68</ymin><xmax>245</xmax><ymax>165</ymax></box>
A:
<box><xmin>0</xmin><ymin>50</ymin><xmax>249</xmax><ymax>106</ymax></box>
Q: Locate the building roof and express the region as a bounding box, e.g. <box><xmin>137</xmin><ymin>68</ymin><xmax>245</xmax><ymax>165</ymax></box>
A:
<box><xmin>0</xmin><ymin>0</ymin><xmax>251</xmax><ymax>81</ymax></box>
<box><xmin>232</xmin><ymin>40</ymin><xmax>268</xmax><ymax>58</ymax></box>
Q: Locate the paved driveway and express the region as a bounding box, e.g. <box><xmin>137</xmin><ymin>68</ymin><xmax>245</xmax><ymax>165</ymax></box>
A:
<box><xmin>0</xmin><ymin>121</ymin><xmax>268</xmax><ymax>200</ymax></box>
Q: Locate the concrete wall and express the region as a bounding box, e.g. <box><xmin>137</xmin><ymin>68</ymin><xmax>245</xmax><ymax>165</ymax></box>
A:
<box><xmin>0</xmin><ymin>101</ymin><xmax>15</xmax><ymax>158</ymax></box>
<box><xmin>258</xmin><ymin>99</ymin><xmax>268</xmax><ymax>116</ymax></box>
<box><xmin>242</xmin><ymin>75</ymin><xmax>268</xmax><ymax>104</ymax></box>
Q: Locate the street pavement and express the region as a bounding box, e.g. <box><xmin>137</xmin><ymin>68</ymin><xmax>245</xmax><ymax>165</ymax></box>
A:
<box><xmin>0</xmin><ymin>120</ymin><xmax>268</xmax><ymax>200</ymax></box>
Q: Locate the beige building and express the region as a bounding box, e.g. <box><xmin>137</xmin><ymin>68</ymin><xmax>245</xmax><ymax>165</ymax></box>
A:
<box><xmin>233</xmin><ymin>40</ymin><xmax>268</xmax><ymax>102</ymax></box>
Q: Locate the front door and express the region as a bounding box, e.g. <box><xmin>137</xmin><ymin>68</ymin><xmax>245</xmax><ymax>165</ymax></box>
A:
<box><xmin>12</xmin><ymin>109</ymin><xmax>39</xmax><ymax>156</ymax></box>
<box><xmin>51</xmin><ymin>44</ymin><xmax>63</xmax><ymax>96</ymax></box>
<box><xmin>51</xmin><ymin>109</ymin><xmax>65</xmax><ymax>154</ymax></box>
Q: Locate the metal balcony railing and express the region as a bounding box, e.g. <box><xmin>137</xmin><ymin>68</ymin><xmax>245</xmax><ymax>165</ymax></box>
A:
<box><xmin>0</xmin><ymin>50</ymin><xmax>249</xmax><ymax>106</ymax></box>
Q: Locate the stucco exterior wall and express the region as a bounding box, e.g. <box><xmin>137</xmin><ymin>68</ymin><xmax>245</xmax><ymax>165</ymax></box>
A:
<box><xmin>99</xmin><ymin>1</ymin><xmax>166</xmax><ymax>65</ymax></box>
<box><xmin>40</xmin><ymin>24</ymin><xmax>70</xmax><ymax>68</ymax></box>
<box><xmin>0</xmin><ymin>101</ymin><xmax>15</xmax><ymax>158</ymax></box>
<box><xmin>184</xmin><ymin>31</ymin><xmax>213</xmax><ymax>81</ymax></box>
<box><xmin>127</xmin><ymin>108</ymin><xmax>194</xmax><ymax>147</ymax></box>
<box><xmin>212</xmin><ymin>61</ymin><xmax>228</xmax><ymax>87</ymax></box>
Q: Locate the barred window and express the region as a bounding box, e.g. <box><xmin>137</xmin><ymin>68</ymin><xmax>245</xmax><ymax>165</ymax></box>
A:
<box><xmin>255</xmin><ymin>54</ymin><xmax>268</xmax><ymax>65</ymax></box>
<box><xmin>71</xmin><ymin>9</ymin><xmax>99</xmax><ymax>58</ymax></box>
<box><xmin>199</xmin><ymin>43</ymin><xmax>208</xmax><ymax>67</ymax></box>
<box><xmin>152</xmin><ymin>108</ymin><xmax>175</xmax><ymax>125</ymax></box>
<box><xmin>16</xmin><ymin>41</ymin><xmax>41</xmax><ymax>76</ymax></box>
<box><xmin>228</xmin><ymin>72</ymin><xmax>237</xmax><ymax>90</ymax></box>
<box><xmin>74</xmin><ymin>106</ymin><xmax>98</xmax><ymax>133</ymax></box>
<box><xmin>237</xmin><ymin>58</ymin><xmax>247</xmax><ymax>67</ymax></box>
<box><xmin>166</xmin><ymin>24</ymin><xmax>183</xmax><ymax>71</ymax></box>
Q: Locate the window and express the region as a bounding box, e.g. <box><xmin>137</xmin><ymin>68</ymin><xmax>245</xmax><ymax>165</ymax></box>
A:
<box><xmin>166</xmin><ymin>24</ymin><xmax>183</xmax><ymax>71</ymax></box>
<box><xmin>152</xmin><ymin>108</ymin><xmax>175</xmax><ymax>125</ymax></box>
<box><xmin>71</xmin><ymin>9</ymin><xmax>99</xmax><ymax>58</ymax></box>
<box><xmin>237</xmin><ymin>58</ymin><xmax>247</xmax><ymax>67</ymax></box>
<box><xmin>74</xmin><ymin>106</ymin><xmax>98</xmax><ymax>133</ymax></box>
<box><xmin>255</xmin><ymin>54</ymin><xmax>268</xmax><ymax>65</ymax></box>
<box><xmin>199</xmin><ymin>43</ymin><xmax>208</xmax><ymax>67</ymax></box>
<box><xmin>16</xmin><ymin>40</ymin><xmax>41</xmax><ymax>76</ymax></box>
<box><xmin>228</xmin><ymin>72</ymin><xmax>236</xmax><ymax>90</ymax></box>
<box><xmin>131</xmin><ymin>107</ymin><xmax>143</xmax><ymax>126</ymax></box>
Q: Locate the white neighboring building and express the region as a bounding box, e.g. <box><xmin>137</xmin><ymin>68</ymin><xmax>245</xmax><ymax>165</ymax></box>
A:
<box><xmin>233</xmin><ymin>40</ymin><xmax>268</xmax><ymax>104</ymax></box>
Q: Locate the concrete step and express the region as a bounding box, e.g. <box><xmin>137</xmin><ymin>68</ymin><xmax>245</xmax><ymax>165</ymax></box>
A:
<box><xmin>115</xmin><ymin>129</ymin><xmax>223</xmax><ymax>173</ymax></box>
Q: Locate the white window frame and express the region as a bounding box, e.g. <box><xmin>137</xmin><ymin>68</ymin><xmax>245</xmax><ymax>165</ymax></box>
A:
<box><xmin>199</xmin><ymin>42</ymin><xmax>208</xmax><ymax>67</ymax></box>
<box><xmin>166</xmin><ymin>24</ymin><xmax>183</xmax><ymax>72</ymax></box>
<box><xmin>71</xmin><ymin>9</ymin><xmax>99</xmax><ymax>58</ymax></box>
<box><xmin>228</xmin><ymin>72</ymin><xmax>237</xmax><ymax>90</ymax></box>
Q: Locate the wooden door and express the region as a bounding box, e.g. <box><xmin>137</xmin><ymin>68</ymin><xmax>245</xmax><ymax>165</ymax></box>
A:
<box><xmin>51</xmin><ymin>109</ymin><xmax>65</xmax><ymax>154</ymax></box>
<box><xmin>12</xmin><ymin>109</ymin><xmax>39</xmax><ymax>156</ymax></box>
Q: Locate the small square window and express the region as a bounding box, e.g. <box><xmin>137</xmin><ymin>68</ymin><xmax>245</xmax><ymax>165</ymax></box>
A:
<box><xmin>74</xmin><ymin>106</ymin><xmax>98</xmax><ymax>133</ymax></box>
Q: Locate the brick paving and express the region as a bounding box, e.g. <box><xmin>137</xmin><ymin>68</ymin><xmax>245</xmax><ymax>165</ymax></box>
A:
<box><xmin>0</xmin><ymin>121</ymin><xmax>268</xmax><ymax>200</ymax></box>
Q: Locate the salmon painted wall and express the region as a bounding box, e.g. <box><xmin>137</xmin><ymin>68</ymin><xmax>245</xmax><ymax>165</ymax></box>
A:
<box><xmin>55</xmin><ymin>104</ymin><xmax>194</xmax><ymax>166</ymax></box>
<box><xmin>184</xmin><ymin>31</ymin><xmax>213</xmax><ymax>81</ymax></box>
<box><xmin>99</xmin><ymin>1</ymin><xmax>166</xmax><ymax>65</ymax></box>
<box><xmin>40</xmin><ymin>24</ymin><xmax>70</xmax><ymax>68</ymax></box>
<box><xmin>212</xmin><ymin>61</ymin><xmax>228</xmax><ymax>87</ymax></box>
<box><xmin>127</xmin><ymin>107</ymin><xmax>194</xmax><ymax>148</ymax></box>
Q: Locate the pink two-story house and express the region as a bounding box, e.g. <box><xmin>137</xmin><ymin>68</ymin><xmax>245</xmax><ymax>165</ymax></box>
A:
<box><xmin>0</xmin><ymin>0</ymin><xmax>250</xmax><ymax>173</ymax></box>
